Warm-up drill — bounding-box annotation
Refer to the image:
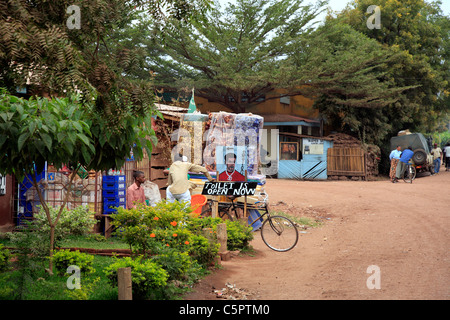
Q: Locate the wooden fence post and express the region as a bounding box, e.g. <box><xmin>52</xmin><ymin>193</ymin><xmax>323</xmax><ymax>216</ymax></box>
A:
<box><xmin>118</xmin><ymin>267</ymin><xmax>132</xmax><ymax>300</ymax></box>
<box><xmin>217</xmin><ymin>223</ymin><xmax>227</xmax><ymax>253</ymax></box>
<box><xmin>217</xmin><ymin>223</ymin><xmax>231</xmax><ymax>261</ymax></box>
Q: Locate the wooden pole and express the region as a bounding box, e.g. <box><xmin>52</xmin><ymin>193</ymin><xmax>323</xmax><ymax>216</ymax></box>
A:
<box><xmin>244</xmin><ymin>169</ymin><xmax>247</xmax><ymax>218</ymax></box>
<box><xmin>212</xmin><ymin>171</ymin><xmax>219</xmax><ymax>218</ymax></box>
<box><xmin>216</xmin><ymin>223</ymin><xmax>227</xmax><ymax>253</ymax></box>
<box><xmin>118</xmin><ymin>267</ymin><xmax>132</xmax><ymax>300</ymax></box>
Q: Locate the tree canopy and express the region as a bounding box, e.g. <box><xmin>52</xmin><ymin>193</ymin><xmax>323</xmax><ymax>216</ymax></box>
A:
<box><xmin>135</xmin><ymin>0</ymin><xmax>415</xmax><ymax>124</ymax></box>
<box><xmin>148</xmin><ymin>0</ymin><xmax>329</xmax><ymax>112</ymax></box>
<box><xmin>330</xmin><ymin>0</ymin><xmax>450</xmax><ymax>136</ymax></box>
<box><xmin>0</xmin><ymin>0</ymin><xmax>211</xmax><ymax>273</ymax></box>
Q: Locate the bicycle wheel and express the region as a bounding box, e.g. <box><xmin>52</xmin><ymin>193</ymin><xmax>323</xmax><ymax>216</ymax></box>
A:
<box><xmin>219</xmin><ymin>207</ymin><xmax>237</xmax><ymax>221</ymax></box>
<box><xmin>260</xmin><ymin>215</ymin><xmax>298</xmax><ymax>252</ymax></box>
<box><xmin>200</xmin><ymin>201</ymin><xmax>213</xmax><ymax>217</ymax></box>
<box><xmin>403</xmin><ymin>165</ymin><xmax>416</xmax><ymax>183</ymax></box>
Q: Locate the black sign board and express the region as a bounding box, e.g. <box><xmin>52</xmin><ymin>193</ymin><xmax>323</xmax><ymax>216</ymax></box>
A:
<box><xmin>201</xmin><ymin>182</ymin><xmax>258</xmax><ymax>196</ymax></box>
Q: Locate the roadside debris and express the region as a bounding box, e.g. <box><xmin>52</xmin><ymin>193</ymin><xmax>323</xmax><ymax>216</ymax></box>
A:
<box><xmin>213</xmin><ymin>283</ymin><xmax>256</xmax><ymax>300</ymax></box>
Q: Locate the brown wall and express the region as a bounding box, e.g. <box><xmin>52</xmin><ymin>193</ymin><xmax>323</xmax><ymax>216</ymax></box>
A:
<box><xmin>0</xmin><ymin>175</ymin><xmax>15</xmax><ymax>230</ymax></box>
<box><xmin>190</xmin><ymin>89</ymin><xmax>319</xmax><ymax>119</ymax></box>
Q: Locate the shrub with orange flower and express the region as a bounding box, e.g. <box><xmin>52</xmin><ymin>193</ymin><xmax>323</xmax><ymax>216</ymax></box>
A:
<box><xmin>170</xmin><ymin>221</ymin><xmax>177</xmax><ymax>227</ymax></box>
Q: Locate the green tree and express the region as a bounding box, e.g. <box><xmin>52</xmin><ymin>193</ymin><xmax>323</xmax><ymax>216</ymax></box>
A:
<box><xmin>0</xmin><ymin>0</ymin><xmax>211</xmax><ymax>272</ymax></box>
<box><xmin>332</xmin><ymin>0</ymin><xmax>450</xmax><ymax>134</ymax></box>
<box><xmin>141</xmin><ymin>0</ymin><xmax>410</xmax><ymax>121</ymax></box>
<box><xmin>0</xmin><ymin>91</ymin><xmax>155</xmax><ymax>273</ymax></box>
<box><xmin>149</xmin><ymin>0</ymin><xmax>328</xmax><ymax>112</ymax></box>
<box><xmin>292</xmin><ymin>21</ymin><xmax>414</xmax><ymax>145</ymax></box>
<box><xmin>0</xmin><ymin>0</ymin><xmax>211</xmax><ymax>129</ymax></box>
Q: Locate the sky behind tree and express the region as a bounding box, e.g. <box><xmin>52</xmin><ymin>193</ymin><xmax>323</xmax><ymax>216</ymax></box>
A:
<box><xmin>217</xmin><ymin>0</ymin><xmax>450</xmax><ymax>22</ymax></box>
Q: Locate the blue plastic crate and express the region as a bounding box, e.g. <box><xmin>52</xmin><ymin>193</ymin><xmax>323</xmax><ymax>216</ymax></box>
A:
<box><xmin>103</xmin><ymin>196</ymin><xmax>126</xmax><ymax>205</ymax></box>
<box><xmin>102</xmin><ymin>188</ymin><xmax>126</xmax><ymax>198</ymax></box>
<box><xmin>102</xmin><ymin>175</ymin><xmax>126</xmax><ymax>183</ymax></box>
<box><xmin>102</xmin><ymin>181</ymin><xmax>126</xmax><ymax>191</ymax></box>
<box><xmin>248</xmin><ymin>209</ymin><xmax>263</xmax><ymax>231</ymax></box>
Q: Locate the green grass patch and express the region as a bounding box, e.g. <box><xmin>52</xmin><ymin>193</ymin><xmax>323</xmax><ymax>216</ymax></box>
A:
<box><xmin>0</xmin><ymin>254</ymin><xmax>118</xmax><ymax>300</ymax></box>
<box><xmin>270</xmin><ymin>211</ymin><xmax>323</xmax><ymax>228</ymax></box>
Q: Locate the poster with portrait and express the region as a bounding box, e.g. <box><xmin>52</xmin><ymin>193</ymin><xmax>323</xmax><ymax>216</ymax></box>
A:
<box><xmin>216</xmin><ymin>146</ymin><xmax>247</xmax><ymax>181</ymax></box>
<box><xmin>280</xmin><ymin>142</ymin><xmax>299</xmax><ymax>160</ymax></box>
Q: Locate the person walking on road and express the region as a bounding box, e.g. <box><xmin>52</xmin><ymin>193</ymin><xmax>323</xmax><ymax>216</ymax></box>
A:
<box><xmin>430</xmin><ymin>143</ymin><xmax>443</xmax><ymax>174</ymax></box>
<box><xmin>389</xmin><ymin>145</ymin><xmax>402</xmax><ymax>182</ymax></box>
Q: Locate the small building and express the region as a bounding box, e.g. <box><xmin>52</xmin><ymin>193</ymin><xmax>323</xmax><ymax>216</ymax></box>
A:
<box><xmin>160</xmin><ymin>88</ymin><xmax>335</xmax><ymax>180</ymax></box>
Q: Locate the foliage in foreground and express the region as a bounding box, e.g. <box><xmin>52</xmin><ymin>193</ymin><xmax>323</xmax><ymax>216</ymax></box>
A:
<box><xmin>0</xmin><ymin>200</ymin><xmax>254</xmax><ymax>300</ymax></box>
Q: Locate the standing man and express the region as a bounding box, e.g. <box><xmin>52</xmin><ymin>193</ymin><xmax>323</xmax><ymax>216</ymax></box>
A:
<box><xmin>430</xmin><ymin>143</ymin><xmax>443</xmax><ymax>174</ymax></box>
<box><xmin>167</xmin><ymin>154</ymin><xmax>215</xmax><ymax>203</ymax></box>
<box><xmin>394</xmin><ymin>146</ymin><xmax>414</xmax><ymax>183</ymax></box>
<box><xmin>126</xmin><ymin>170</ymin><xmax>146</xmax><ymax>209</ymax></box>
<box><xmin>389</xmin><ymin>145</ymin><xmax>402</xmax><ymax>183</ymax></box>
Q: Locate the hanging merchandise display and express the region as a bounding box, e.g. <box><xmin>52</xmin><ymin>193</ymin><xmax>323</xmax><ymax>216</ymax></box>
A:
<box><xmin>203</xmin><ymin>112</ymin><xmax>236</xmax><ymax>172</ymax></box>
<box><xmin>234</xmin><ymin>113</ymin><xmax>264</xmax><ymax>176</ymax></box>
<box><xmin>178</xmin><ymin>113</ymin><xmax>209</xmax><ymax>165</ymax></box>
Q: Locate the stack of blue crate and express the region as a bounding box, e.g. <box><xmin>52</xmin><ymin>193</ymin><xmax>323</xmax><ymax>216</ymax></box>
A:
<box><xmin>102</xmin><ymin>175</ymin><xmax>126</xmax><ymax>214</ymax></box>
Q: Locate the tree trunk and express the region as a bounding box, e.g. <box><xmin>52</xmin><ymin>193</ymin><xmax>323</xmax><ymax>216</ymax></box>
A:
<box><xmin>31</xmin><ymin>165</ymin><xmax>80</xmax><ymax>274</ymax></box>
<box><xmin>48</xmin><ymin>224</ymin><xmax>56</xmax><ymax>275</ymax></box>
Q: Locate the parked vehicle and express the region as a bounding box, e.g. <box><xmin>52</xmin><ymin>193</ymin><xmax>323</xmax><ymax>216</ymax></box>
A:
<box><xmin>390</xmin><ymin>132</ymin><xmax>434</xmax><ymax>174</ymax></box>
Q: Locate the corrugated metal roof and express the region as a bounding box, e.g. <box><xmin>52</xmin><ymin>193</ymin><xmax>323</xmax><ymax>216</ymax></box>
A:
<box><xmin>262</xmin><ymin>114</ymin><xmax>319</xmax><ymax>123</ymax></box>
<box><xmin>155</xmin><ymin>103</ymin><xmax>188</xmax><ymax>120</ymax></box>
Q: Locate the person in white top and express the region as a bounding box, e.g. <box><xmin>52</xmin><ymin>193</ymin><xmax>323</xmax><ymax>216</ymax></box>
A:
<box><xmin>444</xmin><ymin>143</ymin><xmax>450</xmax><ymax>171</ymax></box>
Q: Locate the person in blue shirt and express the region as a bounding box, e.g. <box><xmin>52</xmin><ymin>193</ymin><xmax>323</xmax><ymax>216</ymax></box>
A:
<box><xmin>389</xmin><ymin>145</ymin><xmax>402</xmax><ymax>182</ymax></box>
<box><xmin>394</xmin><ymin>146</ymin><xmax>414</xmax><ymax>182</ymax></box>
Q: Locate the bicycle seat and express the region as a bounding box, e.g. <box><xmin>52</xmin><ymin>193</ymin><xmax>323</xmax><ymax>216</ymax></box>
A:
<box><xmin>227</xmin><ymin>195</ymin><xmax>238</xmax><ymax>200</ymax></box>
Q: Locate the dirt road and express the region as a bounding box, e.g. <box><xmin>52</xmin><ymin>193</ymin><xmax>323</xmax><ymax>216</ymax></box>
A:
<box><xmin>184</xmin><ymin>170</ymin><xmax>449</xmax><ymax>300</ymax></box>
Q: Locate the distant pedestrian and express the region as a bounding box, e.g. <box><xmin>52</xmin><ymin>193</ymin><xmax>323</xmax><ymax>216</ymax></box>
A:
<box><xmin>444</xmin><ymin>143</ymin><xmax>450</xmax><ymax>171</ymax></box>
<box><xmin>389</xmin><ymin>145</ymin><xmax>402</xmax><ymax>182</ymax></box>
<box><xmin>430</xmin><ymin>143</ymin><xmax>443</xmax><ymax>174</ymax></box>
<box><xmin>394</xmin><ymin>146</ymin><xmax>414</xmax><ymax>182</ymax></box>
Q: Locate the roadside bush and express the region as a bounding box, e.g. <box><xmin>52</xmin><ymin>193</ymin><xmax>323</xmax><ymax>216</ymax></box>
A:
<box><xmin>34</xmin><ymin>205</ymin><xmax>97</xmax><ymax>237</ymax></box>
<box><xmin>151</xmin><ymin>247</ymin><xmax>196</xmax><ymax>281</ymax></box>
<box><xmin>0</xmin><ymin>244</ymin><xmax>11</xmax><ymax>273</ymax></box>
<box><xmin>112</xmin><ymin>200</ymin><xmax>252</xmax><ymax>275</ymax></box>
<box><xmin>187</xmin><ymin>234</ymin><xmax>220</xmax><ymax>266</ymax></box>
<box><xmin>224</xmin><ymin>220</ymin><xmax>254</xmax><ymax>251</ymax></box>
<box><xmin>53</xmin><ymin>249</ymin><xmax>94</xmax><ymax>276</ymax></box>
<box><xmin>112</xmin><ymin>200</ymin><xmax>193</xmax><ymax>255</ymax></box>
<box><xmin>186</xmin><ymin>216</ymin><xmax>254</xmax><ymax>251</ymax></box>
<box><xmin>7</xmin><ymin>205</ymin><xmax>97</xmax><ymax>259</ymax></box>
<box><xmin>103</xmin><ymin>255</ymin><xmax>168</xmax><ymax>299</ymax></box>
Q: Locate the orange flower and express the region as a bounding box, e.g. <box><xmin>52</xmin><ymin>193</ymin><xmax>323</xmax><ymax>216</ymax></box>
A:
<box><xmin>170</xmin><ymin>221</ymin><xmax>177</xmax><ymax>227</ymax></box>
<box><xmin>150</xmin><ymin>233</ymin><xmax>155</xmax><ymax>238</ymax></box>
<box><xmin>173</xmin><ymin>233</ymin><xmax>177</xmax><ymax>237</ymax></box>
<box><xmin>153</xmin><ymin>217</ymin><xmax>159</xmax><ymax>221</ymax></box>
<box><xmin>184</xmin><ymin>241</ymin><xmax>190</xmax><ymax>245</ymax></box>
<box><xmin>166</xmin><ymin>244</ymin><xmax>170</xmax><ymax>247</ymax></box>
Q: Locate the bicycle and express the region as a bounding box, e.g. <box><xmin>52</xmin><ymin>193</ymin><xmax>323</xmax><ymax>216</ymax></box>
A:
<box><xmin>200</xmin><ymin>192</ymin><xmax>299</xmax><ymax>252</ymax></box>
<box><xmin>402</xmin><ymin>162</ymin><xmax>416</xmax><ymax>183</ymax></box>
